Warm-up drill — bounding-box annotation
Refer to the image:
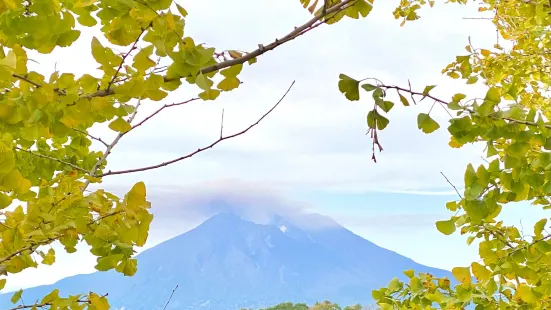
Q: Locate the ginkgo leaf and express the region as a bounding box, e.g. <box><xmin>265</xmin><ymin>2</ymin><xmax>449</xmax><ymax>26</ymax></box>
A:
<box><xmin>338</xmin><ymin>74</ymin><xmax>360</xmax><ymax>101</ymax></box>
<box><xmin>417</xmin><ymin>113</ymin><xmax>440</xmax><ymax>133</ymax></box>
<box><xmin>452</xmin><ymin>266</ymin><xmax>472</xmax><ymax>284</ymax></box>
<box><xmin>108</xmin><ymin>117</ymin><xmax>131</xmax><ymax>133</ymax></box>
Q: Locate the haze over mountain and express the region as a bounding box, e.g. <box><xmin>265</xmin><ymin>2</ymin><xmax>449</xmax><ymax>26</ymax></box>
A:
<box><xmin>0</xmin><ymin>210</ymin><xmax>452</xmax><ymax>309</ymax></box>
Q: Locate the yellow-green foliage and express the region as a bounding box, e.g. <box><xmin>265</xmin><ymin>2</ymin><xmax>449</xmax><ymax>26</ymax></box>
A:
<box><xmin>0</xmin><ymin>0</ymin><xmax>374</xmax><ymax>309</ymax></box>
<box><xmin>338</xmin><ymin>0</ymin><xmax>551</xmax><ymax>309</ymax></box>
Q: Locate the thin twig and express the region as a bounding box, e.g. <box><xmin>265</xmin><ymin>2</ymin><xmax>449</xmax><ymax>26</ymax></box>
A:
<box><xmin>82</xmin><ymin>99</ymin><xmax>143</xmax><ymax>191</ymax></box>
<box><xmin>15</xmin><ymin>147</ymin><xmax>88</xmax><ymax>173</ymax></box>
<box><xmin>440</xmin><ymin>171</ymin><xmax>463</xmax><ymax>199</ymax></box>
<box><xmin>100</xmin><ymin>81</ymin><xmax>296</xmax><ymax>177</ymax></box>
<box><xmin>131</xmin><ymin>97</ymin><xmax>200</xmax><ymax>131</ymax></box>
<box><xmin>72</xmin><ymin>128</ymin><xmax>109</xmax><ymax>147</ymax></box>
<box><xmin>0</xmin><ymin>237</ymin><xmax>57</xmax><ymax>265</ymax></box>
<box><xmin>162</xmin><ymin>285</ymin><xmax>179</xmax><ymax>310</ymax></box>
<box><xmin>106</xmin><ymin>24</ymin><xmax>151</xmax><ymax>91</ymax></box>
<box><xmin>382</xmin><ymin>84</ymin><xmax>551</xmax><ymax>130</ymax></box>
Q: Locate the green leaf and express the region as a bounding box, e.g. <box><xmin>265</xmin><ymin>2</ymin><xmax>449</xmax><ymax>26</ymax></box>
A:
<box><xmin>506</xmin><ymin>142</ymin><xmax>530</xmax><ymax>158</ymax></box>
<box><xmin>108</xmin><ymin>117</ymin><xmax>132</xmax><ymax>133</ymax></box>
<box><xmin>422</xmin><ymin>85</ymin><xmax>436</xmax><ymax>95</ymax></box>
<box><xmin>361</xmin><ymin>83</ymin><xmax>376</xmax><ymax>91</ymax></box>
<box><xmin>199</xmin><ymin>89</ymin><xmax>221</xmax><ymax>101</ymax></box>
<box><xmin>375</xmin><ymin>98</ymin><xmax>394</xmax><ymax>113</ymax></box>
<box><xmin>176</xmin><ymin>3</ymin><xmax>188</xmax><ymax>16</ymax></box>
<box><xmin>435</xmin><ymin>219</ymin><xmax>456</xmax><ymax>235</ymax></box>
<box><xmin>417</xmin><ymin>113</ymin><xmax>440</xmax><ymax>133</ymax></box>
<box><xmin>403</xmin><ymin>269</ymin><xmax>414</xmax><ymax>278</ymax></box>
<box><xmin>399</xmin><ymin>94</ymin><xmax>409</xmax><ymax>106</ymax></box>
<box><xmin>0</xmin><ymin>51</ymin><xmax>16</xmax><ymax>70</ymax></box>
<box><xmin>10</xmin><ymin>289</ymin><xmax>22</xmax><ymax>304</ymax></box>
<box><xmin>42</xmin><ymin>248</ymin><xmax>55</xmax><ymax>265</ymax></box>
<box><xmin>484</xmin><ymin>87</ymin><xmax>501</xmax><ymax>104</ymax></box>
<box><xmin>534</xmin><ymin>218</ymin><xmax>547</xmax><ymax>237</ymax></box>
<box><xmin>387</xmin><ymin>277</ymin><xmax>402</xmax><ymax>293</ymax></box>
<box><xmin>91</xmin><ymin>37</ymin><xmax>108</xmax><ymax>65</ymax></box>
<box><xmin>133</xmin><ymin>45</ymin><xmax>156</xmax><ymax>71</ymax></box>
<box><xmin>0</xmin><ymin>192</ymin><xmax>12</xmax><ymax>209</ymax></box>
<box><xmin>338</xmin><ymin>74</ymin><xmax>360</xmax><ymax>101</ymax></box>
<box><xmin>0</xmin><ymin>279</ymin><xmax>5</xmax><ymax>290</ymax></box>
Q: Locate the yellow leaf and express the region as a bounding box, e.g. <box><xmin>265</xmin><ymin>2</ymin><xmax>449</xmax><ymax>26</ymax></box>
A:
<box><xmin>89</xmin><ymin>292</ymin><xmax>110</xmax><ymax>310</ymax></box>
<box><xmin>74</xmin><ymin>0</ymin><xmax>96</xmax><ymax>8</ymax></box>
<box><xmin>127</xmin><ymin>182</ymin><xmax>146</xmax><ymax>208</ymax></box>
<box><xmin>108</xmin><ymin>117</ymin><xmax>131</xmax><ymax>133</ymax></box>
<box><xmin>517</xmin><ymin>283</ymin><xmax>538</xmax><ymax>304</ymax></box>
<box><xmin>480</xmin><ymin>49</ymin><xmax>491</xmax><ymax>57</ymax></box>
<box><xmin>165</xmin><ymin>12</ymin><xmax>175</xmax><ymax>30</ymax></box>
<box><xmin>471</xmin><ymin>262</ymin><xmax>492</xmax><ymax>282</ymax></box>
<box><xmin>452</xmin><ymin>266</ymin><xmax>472</xmax><ymax>284</ymax></box>
<box><xmin>0</xmin><ymin>51</ymin><xmax>16</xmax><ymax>70</ymax></box>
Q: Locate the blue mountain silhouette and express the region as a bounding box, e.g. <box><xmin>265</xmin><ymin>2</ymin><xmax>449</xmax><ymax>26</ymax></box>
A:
<box><xmin>0</xmin><ymin>212</ymin><xmax>452</xmax><ymax>309</ymax></box>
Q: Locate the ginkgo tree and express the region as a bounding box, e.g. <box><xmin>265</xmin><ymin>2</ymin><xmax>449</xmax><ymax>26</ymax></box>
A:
<box><xmin>337</xmin><ymin>0</ymin><xmax>551</xmax><ymax>309</ymax></box>
<box><xmin>0</xmin><ymin>0</ymin><xmax>374</xmax><ymax>309</ymax></box>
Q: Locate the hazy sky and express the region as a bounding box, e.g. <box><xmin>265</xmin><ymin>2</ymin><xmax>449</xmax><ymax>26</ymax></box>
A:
<box><xmin>4</xmin><ymin>0</ymin><xmax>548</xmax><ymax>293</ymax></box>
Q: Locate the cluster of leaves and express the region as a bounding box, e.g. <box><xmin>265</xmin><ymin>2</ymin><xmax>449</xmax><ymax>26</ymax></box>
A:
<box><xmin>0</xmin><ymin>0</ymin><xmax>379</xmax><ymax>309</ymax></box>
<box><xmin>337</xmin><ymin>0</ymin><xmax>551</xmax><ymax>309</ymax></box>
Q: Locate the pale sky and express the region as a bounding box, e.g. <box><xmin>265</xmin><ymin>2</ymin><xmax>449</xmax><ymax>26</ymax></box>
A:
<box><xmin>3</xmin><ymin>0</ymin><xmax>548</xmax><ymax>293</ymax></box>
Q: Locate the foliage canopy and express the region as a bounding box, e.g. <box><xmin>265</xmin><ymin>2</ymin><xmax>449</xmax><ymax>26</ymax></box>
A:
<box><xmin>337</xmin><ymin>0</ymin><xmax>551</xmax><ymax>309</ymax></box>
<box><xmin>0</xmin><ymin>0</ymin><xmax>374</xmax><ymax>308</ymax></box>
<box><xmin>2</xmin><ymin>0</ymin><xmax>550</xmax><ymax>309</ymax></box>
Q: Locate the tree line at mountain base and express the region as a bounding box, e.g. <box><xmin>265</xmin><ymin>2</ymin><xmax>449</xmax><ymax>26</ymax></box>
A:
<box><xmin>243</xmin><ymin>300</ymin><xmax>378</xmax><ymax>310</ymax></box>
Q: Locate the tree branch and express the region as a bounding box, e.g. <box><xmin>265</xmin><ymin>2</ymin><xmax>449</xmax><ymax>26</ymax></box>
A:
<box><xmin>131</xmin><ymin>97</ymin><xmax>200</xmax><ymax>131</ymax></box>
<box><xmin>106</xmin><ymin>24</ymin><xmax>151</xmax><ymax>91</ymax></box>
<box><xmin>86</xmin><ymin>0</ymin><xmax>357</xmax><ymax>99</ymax></box>
<box><xmin>82</xmin><ymin>99</ymin><xmax>143</xmax><ymax>191</ymax></box>
<box><xmin>440</xmin><ymin>171</ymin><xmax>463</xmax><ymax>199</ymax></box>
<box><xmin>380</xmin><ymin>84</ymin><xmax>551</xmax><ymax>130</ymax></box>
<box><xmin>9</xmin><ymin>294</ymin><xmax>108</xmax><ymax>310</ymax></box>
<box><xmin>14</xmin><ymin>147</ymin><xmax>88</xmax><ymax>173</ymax></box>
<box><xmin>72</xmin><ymin>128</ymin><xmax>109</xmax><ymax>148</ymax></box>
<box><xmin>99</xmin><ymin>81</ymin><xmax>296</xmax><ymax>177</ymax></box>
<box><xmin>162</xmin><ymin>285</ymin><xmax>179</xmax><ymax>310</ymax></box>
<box><xmin>0</xmin><ymin>237</ymin><xmax>57</xmax><ymax>265</ymax></box>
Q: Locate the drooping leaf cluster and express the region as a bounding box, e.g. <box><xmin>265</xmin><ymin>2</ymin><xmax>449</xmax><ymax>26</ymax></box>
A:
<box><xmin>337</xmin><ymin>0</ymin><xmax>551</xmax><ymax>309</ymax></box>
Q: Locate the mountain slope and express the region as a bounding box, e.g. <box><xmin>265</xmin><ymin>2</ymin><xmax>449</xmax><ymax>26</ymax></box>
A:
<box><xmin>0</xmin><ymin>212</ymin><xmax>452</xmax><ymax>309</ymax></box>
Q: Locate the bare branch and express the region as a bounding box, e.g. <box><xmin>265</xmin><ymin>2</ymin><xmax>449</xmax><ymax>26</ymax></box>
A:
<box><xmin>14</xmin><ymin>146</ymin><xmax>88</xmax><ymax>173</ymax></box>
<box><xmin>440</xmin><ymin>171</ymin><xmax>463</xmax><ymax>199</ymax></box>
<box><xmin>12</xmin><ymin>74</ymin><xmax>43</xmax><ymax>89</ymax></box>
<box><xmin>72</xmin><ymin>128</ymin><xmax>109</xmax><ymax>147</ymax></box>
<box><xmin>82</xmin><ymin>99</ymin><xmax>143</xmax><ymax>191</ymax></box>
<box><xmin>381</xmin><ymin>83</ymin><xmax>551</xmax><ymax>130</ymax></box>
<box><xmin>99</xmin><ymin>81</ymin><xmax>296</xmax><ymax>177</ymax></box>
<box><xmin>162</xmin><ymin>285</ymin><xmax>179</xmax><ymax>310</ymax></box>
<box><xmin>131</xmin><ymin>97</ymin><xmax>200</xmax><ymax>131</ymax></box>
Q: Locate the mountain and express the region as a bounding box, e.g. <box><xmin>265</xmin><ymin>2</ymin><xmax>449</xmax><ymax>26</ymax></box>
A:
<box><xmin>0</xmin><ymin>212</ymin><xmax>452</xmax><ymax>309</ymax></box>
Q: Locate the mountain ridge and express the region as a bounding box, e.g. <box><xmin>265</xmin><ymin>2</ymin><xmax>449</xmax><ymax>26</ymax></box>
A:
<box><xmin>0</xmin><ymin>211</ymin><xmax>452</xmax><ymax>309</ymax></box>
